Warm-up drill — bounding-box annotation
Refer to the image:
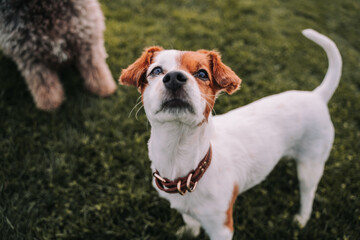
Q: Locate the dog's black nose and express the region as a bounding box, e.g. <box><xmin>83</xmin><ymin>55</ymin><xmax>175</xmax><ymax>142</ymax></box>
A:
<box><xmin>163</xmin><ymin>71</ymin><xmax>187</xmax><ymax>91</ymax></box>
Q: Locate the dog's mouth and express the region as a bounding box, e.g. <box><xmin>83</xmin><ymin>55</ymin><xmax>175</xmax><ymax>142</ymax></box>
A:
<box><xmin>156</xmin><ymin>98</ymin><xmax>194</xmax><ymax>114</ymax></box>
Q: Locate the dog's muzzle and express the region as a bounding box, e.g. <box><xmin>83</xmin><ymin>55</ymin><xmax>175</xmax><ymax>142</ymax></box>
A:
<box><xmin>156</xmin><ymin>71</ymin><xmax>194</xmax><ymax>113</ymax></box>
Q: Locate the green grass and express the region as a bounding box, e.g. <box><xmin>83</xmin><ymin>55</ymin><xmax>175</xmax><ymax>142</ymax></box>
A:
<box><xmin>1</xmin><ymin>0</ymin><xmax>360</xmax><ymax>239</ymax></box>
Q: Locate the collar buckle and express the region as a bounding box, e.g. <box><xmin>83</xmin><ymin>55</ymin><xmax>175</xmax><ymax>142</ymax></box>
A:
<box><xmin>186</xmin><ymin>173</ymin><xmax>198</xmax><ymax>192</ymax></box>
<box><xmin>153</xmin><ymin>145</ymin><xmax>212</xmax><ymax>196</ymax></box>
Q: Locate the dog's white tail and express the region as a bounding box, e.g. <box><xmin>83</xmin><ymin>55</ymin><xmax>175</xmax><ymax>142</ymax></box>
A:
<box><xmin>302</xmin><ymin>29</ymin><xmax>342</xmax><ymax>103</ymax></box>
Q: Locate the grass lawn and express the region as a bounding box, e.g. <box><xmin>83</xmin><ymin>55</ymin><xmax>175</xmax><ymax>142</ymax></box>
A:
<box><xmin>1</xmin><ymin>0</ymin><xmax>359</xmax><ymax>239</ymax></box>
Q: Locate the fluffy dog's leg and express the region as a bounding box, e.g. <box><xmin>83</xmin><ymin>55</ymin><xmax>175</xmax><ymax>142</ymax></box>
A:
<box><xmin>176</xmin><ymin>214</ymin><xmax>201</xmax><ymax>239</ymax></box>
<box><xmin>77</xmin><ymin>42</ymin><xmax>116</xmax><ymax>97</ymax></box>
<box><xmin>20</xmin><ymin>63</ymin><xmax>64</xmax><ymax>110</ymax></box>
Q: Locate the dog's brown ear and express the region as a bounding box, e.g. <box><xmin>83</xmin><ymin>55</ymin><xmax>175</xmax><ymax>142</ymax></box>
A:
<box><xmin>198</xmin><ymin>50</ymin><xmax>241</xmax><ymax>94</ymax></box>
<box><xmin>119</xmin><ymin>46</ymin><xmax>163</xmax><ymax>89</ymax></box>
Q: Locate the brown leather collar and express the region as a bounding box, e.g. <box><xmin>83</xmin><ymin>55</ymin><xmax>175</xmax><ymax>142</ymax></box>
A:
<box><xmin>153</xmin><ymin>145</ymin><xmax>212</xmax><ymax>195</ymax></box>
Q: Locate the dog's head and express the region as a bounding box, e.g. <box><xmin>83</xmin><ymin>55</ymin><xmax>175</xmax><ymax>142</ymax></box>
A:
<box><xmin>119</xmin><ymin>46</ymin><xmax>242</xmax><ymax>126</ymax></box>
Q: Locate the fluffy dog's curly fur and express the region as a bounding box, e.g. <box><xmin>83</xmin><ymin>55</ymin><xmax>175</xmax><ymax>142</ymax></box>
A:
<box><xmin>0</xmin><ymin>0</ymin><xmax>116</xmax><ymax>110</ymax></box>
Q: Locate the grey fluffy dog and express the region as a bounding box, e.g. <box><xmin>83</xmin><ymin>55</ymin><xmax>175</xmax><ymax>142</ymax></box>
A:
<box><xmin>0</xmin><ymin>0</ymin><xmax>116</xmax><ymax>110</ymax></box>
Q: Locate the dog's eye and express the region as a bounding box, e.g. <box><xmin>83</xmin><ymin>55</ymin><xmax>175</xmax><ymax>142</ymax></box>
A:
<box><xmin>194</xmin><ymin>69</ymin><xmax>209</xmax><ymax>81</ymax></box>
<box><xmin>150</xmin><ymin>67</ymin><xmax>163</xmax><ymax>76</ymax></box>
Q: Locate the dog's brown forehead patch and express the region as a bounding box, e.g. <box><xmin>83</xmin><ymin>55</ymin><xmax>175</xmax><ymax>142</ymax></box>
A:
<box><xmin>180</xmin><ymin>51</ymin><xmax>211</xmax><ymax>74</ymax></box>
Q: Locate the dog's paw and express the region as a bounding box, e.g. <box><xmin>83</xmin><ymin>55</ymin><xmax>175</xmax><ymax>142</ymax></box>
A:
<box><xmin>83</xmin><ymin>63</ymin><xmax>117</xmax><ymax>97</ymax></box>
<box><xmin>34</xmin><ymin>82</ymin><xmax>65</xmax><ymax>111</ymax></box>
<box><xmin>293</xmin><ymin>214</ymin><xmax>309</xmax><ymax>228</ymax></box>
<box><xmin>176</xmin><ymin>225</ymin><xmax>200</xmax><ymax>239</ymax></box>
<box><xmin>85</xmin><ymin>75</ymin><xmax>117</xmax><ymax>97</ymax></box>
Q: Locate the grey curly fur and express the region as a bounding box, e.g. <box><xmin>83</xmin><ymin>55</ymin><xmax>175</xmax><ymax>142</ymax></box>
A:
<box><xmin>0</xmin><ymin>0</ymin><xmax>116</xmax><ymax>110</ymax></box>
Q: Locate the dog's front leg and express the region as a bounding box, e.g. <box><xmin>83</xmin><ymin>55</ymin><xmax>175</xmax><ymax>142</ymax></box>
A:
<box><xmin>76</xmin><ymin>42</ymin><xmax>116</xmax><ymax>97</ymax></box>
<box><xmin>196</xmin><ymin>185</ymin><xmax>238</xmax><ymax>240</ymax></box>
<box><xmin>17</xmin><ymin>61</ymin><xmax>65</xmax><ymax>110</ymax></box>
<box><xmin>198</xmin><ymin>211</ymin><xmax>234</xmax><ymax>240</ymax></box>
<box><xmin>176</xmin><ymin>213</ymin><xmax>201</xmax><ymax>238</ymax></box>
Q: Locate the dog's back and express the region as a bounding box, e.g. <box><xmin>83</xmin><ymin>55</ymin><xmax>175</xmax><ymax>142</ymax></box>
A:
<box><xmin>212</xmin><ymin>29</ymin><xmax>342</xmax><ymax>227</ymax></box>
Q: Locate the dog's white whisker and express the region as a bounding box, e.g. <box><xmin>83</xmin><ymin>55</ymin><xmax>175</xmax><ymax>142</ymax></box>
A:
<box><xmin>200</xmin><ymin>92</ymin><xmax>217</xmax><ymax>97</ymax></box>
<box><xmin>128</xmin><ymin>96</ymin><xmax>143</xmax><ymax>118</ymax></box>
<box><xmin>205</xmin><ymin>98</ymin><xmax>216</xmax><ymax>115</ymax></box>
<box><xmin>135</xmin><ymin>104</ymin><xmax>144</xmax><ymax>120</ymax></box>
<box><xmin>200</xmin><ymin>93</ymin><xmax>217</xmax><ymax>116</ymax></box>
<box><xmin>211</xmin><ymin>105</ymin><xmax>216</xmax><ymax>116</ymax></box>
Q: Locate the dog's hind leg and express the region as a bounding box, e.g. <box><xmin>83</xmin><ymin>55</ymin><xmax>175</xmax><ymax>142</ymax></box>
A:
<box><xmin>19</xmin><ymin>62</ymin><xmax>64</xmax><ymax>110</ymax></box>
<box><xmin>293</xmin><ymin>106</ymin><xmax>335</xmax><ymax>227</ymax></box>
<box><xmin>294</xmin><ymin>160</ymin><xmax>325</xmax><ymax>227</ymax></box>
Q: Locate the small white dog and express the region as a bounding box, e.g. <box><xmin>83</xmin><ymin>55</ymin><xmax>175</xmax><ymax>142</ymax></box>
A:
<box><xmin>119</xmin><ymin>29</ymin><xmax>342</xmax><ymax>239</ymax></box>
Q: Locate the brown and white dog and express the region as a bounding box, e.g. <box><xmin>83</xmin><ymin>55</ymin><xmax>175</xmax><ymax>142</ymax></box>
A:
<box><xmin>119</xmin><ymin>29</ymin><xmax>342</xmax><ymax>239</ymax></box>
